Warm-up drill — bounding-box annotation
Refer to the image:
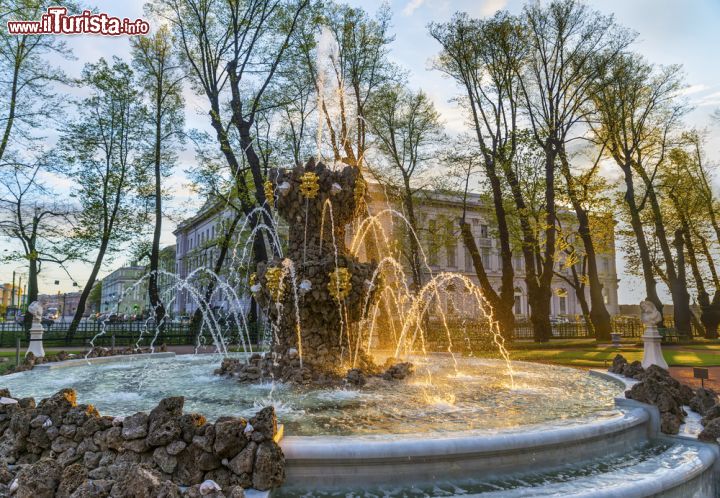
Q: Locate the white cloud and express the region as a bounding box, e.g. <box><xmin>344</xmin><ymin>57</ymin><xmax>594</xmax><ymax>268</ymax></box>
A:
<box><xmin>402</xmin><ymin>0</ymin><xmax>425</xmax><ymax>16</ymax></box>
<box><xmin>679</xmin><ymin>83</ymin><xmax>709</xmax><ymax>96</ymax></box>
<box><xmin>476</xmin><ymin>0</ymin><xmax>509</xmax><ymax>17</ymax></box>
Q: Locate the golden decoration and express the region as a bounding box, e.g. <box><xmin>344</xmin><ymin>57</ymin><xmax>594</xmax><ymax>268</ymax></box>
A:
<box><xmin>265</xmin><ymin>266</ymin><xmax>284</xmax><ymax>301</ymax></box>
<box><xmin>263</xmin><ymin>180</ymin><xmax>274</xmax><ymax>206</ymax></box>
<box><xmin>249</xmin><ymin>272</ymin><xmax>257</xmax><ymax>287</ymax></box>
<box><xmin>328</xmin><ymin>267</ymin><xmax>352</xmax><ymax>302</ymax></box>
<box><xmin>299</xmin><ymin>172</ymin><xmax>320</xmax><ymax>199</ymax></box>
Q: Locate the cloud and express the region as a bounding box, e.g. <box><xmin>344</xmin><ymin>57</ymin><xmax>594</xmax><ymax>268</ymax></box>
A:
<box><xmin>476</xmin><ymin>0</ymin><xmax>508</xmax><ymax>17</ymax></box>
<box><xmin>679</xmin><ymin>83</ymin><xmax>709</xmax><ymax>96</ymax></box>
<box><xmin>402</xmin><ymin>0</ymin><xmax>425</xmax><ymax>16</ymax></box>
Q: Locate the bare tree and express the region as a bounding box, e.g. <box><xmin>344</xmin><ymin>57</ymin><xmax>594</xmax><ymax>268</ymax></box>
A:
<box><xmin>365</xmin><ymin>84</ymin><xmax>443</xmax><ymax>291</ymax></box>
<box><xmin>0</xmin><ymin>162</ymin><xmax>74</xmax><ymax>329</ymax></box>
<box><xmin>132</xmin><ymin>25</ymin><xmax>185</xmax><ymax>330</ymax></box>
<box><xmin>591</xmin><ymin>53</ymin><xmax>690</xmax><ymax>333</ymax></box>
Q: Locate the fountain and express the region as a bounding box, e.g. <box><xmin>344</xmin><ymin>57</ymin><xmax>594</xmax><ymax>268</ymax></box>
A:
<box><xmin>1</xmin><ymin>161</ymin><xmax>719</xmax><ymax>497</ymax></box>
<box><xmin>246</xmin><ymin>159</ymin><xmax>379</xmax><ymax>383</ymax></box>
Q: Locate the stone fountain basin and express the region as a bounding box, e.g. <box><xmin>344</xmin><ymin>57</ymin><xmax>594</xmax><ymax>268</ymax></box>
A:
<box><xmin>1</xmin><ymin>353</ymin><xmax>677</xmax><ymax>491</ymax></box>
<box><xmin>280</xmin><ymin>400</ymin><xmax>652</xmax><ymax>487</ymax></box>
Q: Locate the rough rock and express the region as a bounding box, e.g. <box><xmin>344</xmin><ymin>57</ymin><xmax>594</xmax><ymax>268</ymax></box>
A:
<box><xmin>699</xmin><ymin>417</ymin><xmax>720</xmax><ymax>443</ymax></box>
<box><xmin>625</xmin><ymin>365</ymin><xmax>690</xmax><ymax>435</ymax></box>
<box><xmin>608</xmin><ymin>354</ymin><xmax>628</xmax><ymax>374</ymax></box>
<box><xmin>228</xmin><ymin>441</ymin><xmax>257</xmax><ymax>476</ymax></box>
<box><xmin>383</xmin><ymin>362</ymin><xmax>415</xmax><ymax>381</ymax></box>
<box><xmin>252</xmin><ymin>441</ymin><xmax>285</xmax><ymax>491</ymax></box>
<box><xmin>13</xmin><ymin>457</ymin><xmax>63</xmax><ymax>498</ymax></box>
<box><xmin>249</xmin><ymin>407</ymin><xmax>277</xmax><ymax>442</ymax></box>
<box><xmin>55</xmin><ymin>463</ymin><xmax>86</xmax><ymax>498</ymax></box>
<box><xmin>689</xmin><ymin>387</ymin><xmax>719</xmax><ymax>415</ymax></box>
<box><xmin>213</xmin><ymin>417</ymin><xmax>247</xmax><ymax>458</ymax></box>
<box><xmin>345</xmin><ymin>368</ymin><xmax>366</xmax><ymax>387</ymax></box>
<box><xmin>621</xmin><ymin>360</ymin><xmax>644</xmax><ymax>379</ymax></box>
<box><xmin>122</xmin><ymin>411</ymin><xmax>149</xmax><ymax>440</ymax></box>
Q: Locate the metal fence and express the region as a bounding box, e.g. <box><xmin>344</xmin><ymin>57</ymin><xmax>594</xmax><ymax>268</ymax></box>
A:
<box><xmin>421</xmin><ymin>315</ymin><xmax>703</xmax><ymax>350</ymax></box>
<box><xmin>0</xmin><ymin>321</ymin><xmax>261</xmax><ymax>349</ymax></box>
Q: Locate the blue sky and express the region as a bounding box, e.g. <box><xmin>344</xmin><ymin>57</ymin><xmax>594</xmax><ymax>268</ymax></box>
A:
<box><xmin>2</xmin><ymin>0</ymin><xmax>720</xmax><ymax>305</ymax></box>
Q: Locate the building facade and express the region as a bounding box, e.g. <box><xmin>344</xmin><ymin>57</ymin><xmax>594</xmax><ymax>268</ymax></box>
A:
<box><xmin>173</xmin><ymin>203</ymin><xmax>252</xmax><ymax>316</ymax></box>
<box><xmin>100</xmin><ymin>266</ymin><xmax>147</xmax><ymax>316</ymax></box>
<box><xmin>364</xmin><ymin>187</ymin><xmax>619</xmax><ymax>319</ymax></box>
<box><xmin>174</xmin><ymin>181</ymin><xmax>619</xmax><ymax>320</ymax></box>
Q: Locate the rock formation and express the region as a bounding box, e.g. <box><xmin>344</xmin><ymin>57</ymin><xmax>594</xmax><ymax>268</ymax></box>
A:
<box><xmin>239</xmin><ymin>160</ymin><xmax>380</xmax><ymax>382</ymax></box>
<box><xmin>0</xmin><ymin>388</ymin><xmax>284</xmax><ymax>496</ymax></box>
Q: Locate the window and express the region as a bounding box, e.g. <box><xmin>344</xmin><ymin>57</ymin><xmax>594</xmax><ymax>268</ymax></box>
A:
<box><xmin>559</xmin><ymin>295</ymin><xmax>567</xmax><ymax>315</ymax></box>
<box><xmin>601</xmin><ymin>257</ymin><xmax>610</xmax><ymax>274</ymax></box>
<box><xmin>514</xmin><ymin>294</ymin><xmax>522</xmax><ymax>315</ymax></box>
<box><xmin>513</xmin><ymin>253</ymin><xmax>524</xmax><ymax>271</ymax></box>
<box><xmin>447</xmin><ymin>244</ymin><xmax>457</xmax><ymax>268</ymax></box>
<box><xmin>481</xmin><ymin>248</ymin><xmax>491</xmax><ymax>269</ymax></box>
<box><xmin>480</xmin><ymin>224</ymin><xmax>489</xmax><ymax>238</ymax></box>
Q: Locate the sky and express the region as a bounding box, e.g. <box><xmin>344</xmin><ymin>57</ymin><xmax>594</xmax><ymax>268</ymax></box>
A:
<box><xmin>1</xmin><ymin>0</ymin><xmax>720</xmax><ymax>305</ymax></box>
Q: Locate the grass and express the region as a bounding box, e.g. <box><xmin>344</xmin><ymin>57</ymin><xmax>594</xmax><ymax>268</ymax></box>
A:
<box><xmin>499</xmin><ymin>346</ymin><xmax>720</xmax><ymax>368</ymax></box>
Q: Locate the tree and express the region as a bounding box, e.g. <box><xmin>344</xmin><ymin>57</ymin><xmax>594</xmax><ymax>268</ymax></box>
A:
<box><xmin>663</xmin><ymin>132</ymin><xmax>720</xmax><ymax>338</ymax></box>
<box><xmin>0</xmin><ymin>162</ymin><xmax>75</xmax><ymax>329</ymax></box>
<box><xmin>297</xmin><ymin>2</ymin><xmax>396</xmax><ymax>168</ymax></box>
<box><xmin>0</xmin><ymin>0</ymin><xmax>76</xmax><ymax>328</ymax></box>
<box><xmin>365</xmin><ymin>84</ymin><xmax>443</xmax><ymax>290</ymax></box>
<box><xmin>514</xmin><ymin>0</ymin><xmax>631</xmax><ymax>341</ymax></box>
<box><xmin>0</xmin><ymin>0</ymin><xmax>74</xmax><ymax>164</ymax></box>
<box><xmin>132</xmin><ymin>25</ymin><xmax>185</xmax><ymax>330</ymax></box>
<box><xmin>590</xmin><ymin>54</ymin><xmax>690</xmax><ymax>333</ymax></box>
<box><xmin>430</xmin><ymin>12</ymin><xmax>524</xmax><ymax>339</ymax></box>
<box><xmin>150</xmin><ymin>0</ymin><xmax>309</xmax><ymax>327</ymax></box>
<box><xmin>62</xmin><ymin>58</ymin><xmax>148</xmax><ymax>336</ymax></box>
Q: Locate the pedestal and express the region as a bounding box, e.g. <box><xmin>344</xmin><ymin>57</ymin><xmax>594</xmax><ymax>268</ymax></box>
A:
<box><xmin>641</xmin><ymin>325</ymin><xmax>667</xmax><ymax>369</ymax></box>
<box><xmin>27</xmin><ymin>319</ymin><xmax>45</xmax><ymax>358</ymax></box>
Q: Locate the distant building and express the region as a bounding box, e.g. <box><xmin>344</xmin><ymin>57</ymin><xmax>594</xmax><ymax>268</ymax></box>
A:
<box><xmin>37</xmin><ymin>292</ymin><xmax>82</xmax><ymax>319</ymax></box>
<box><xmin>0</xmin><ymin>283</ymin><xmax>22</xmax><ymax>310</ymax></box>
<box><xmin>173</xmin><ymin>202</ymin><xmax>251</xmax><ymax>316</ymax></box>
<box><xmin>100</xmin><ymin>266</ymin><xmax>147</xmax><ymax>315</ymax></box>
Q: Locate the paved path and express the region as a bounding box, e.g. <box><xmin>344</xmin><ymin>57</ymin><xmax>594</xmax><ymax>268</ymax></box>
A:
<box><xmin>669</xmin><ymin>366</ymin><xmax>720</xmax><ymax>391</ymax></box>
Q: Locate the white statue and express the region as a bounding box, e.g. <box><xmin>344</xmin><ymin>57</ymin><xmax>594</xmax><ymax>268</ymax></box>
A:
<box><xmin>640</xmin><ymin>300</ymin><xmax>662</xmax><ymax>326</ymax></box>
<box><xmin>640</xmin><ymin>299</ymin><xmax>667</xmax><ymax>369</ymax></box>
<box><xmin>27</xmin><ymin>301</ymin><xmax>43</xmax><ymax>321</ymax></box>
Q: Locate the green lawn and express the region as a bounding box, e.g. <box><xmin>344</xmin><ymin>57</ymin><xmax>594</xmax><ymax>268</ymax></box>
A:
<box><xmin>499</xmin><ymin>346</ymin><xmax>720</xmax><ymax>368</ymax></box>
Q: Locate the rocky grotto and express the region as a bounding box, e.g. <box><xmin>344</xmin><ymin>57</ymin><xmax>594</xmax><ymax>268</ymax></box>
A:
<box><xmin>0</xmin><ymin>388</ymin><xmax>285</xmax><ymax>497</ymax></box>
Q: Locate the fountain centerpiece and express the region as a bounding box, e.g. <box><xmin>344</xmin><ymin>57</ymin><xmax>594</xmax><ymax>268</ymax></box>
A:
<box><xmin>251</xmin><ymin>159</ymin><xmax>379</xmax><ymax>382</ymax></box>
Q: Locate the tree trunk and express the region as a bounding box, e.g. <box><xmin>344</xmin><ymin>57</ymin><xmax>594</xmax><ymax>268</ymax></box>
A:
<box><xmin>528</xmin><ymin>289</ymin><xmax>552</xmax><ymax>342</ymax></box>
<box><xmin>671</xmin><ymin>229</ymin><xmax>692</xmax><ymax>337</ymax></box>
<box><xmin>637</xmin><ymin>168</ymin><xmax>691</xmax><ymax>336</ymax></box>
<box><xmin>558</xmin><ymin>152</ymin><xmax>612</xmax><ymax>341</ymax></box>
<box><xmin>401</xmin><ymin>180</ymin><xmax>422</xmax><ymax>291</ymax></box>
<box><xmin>22</xmin><ymin>257</ymin><xmax>39</xmax><ymax>332</ymax></box>
<box><xmin>620</xmin><ymin>164</ymin><xmax>664</xmax><ymax>321</ymax></box>
<box><xmin>67</xmin><ymin>240</ymin><xmax>109</xmax><ymax>339</ymax></box>
<box><xmin>148</xmin><ymin>96</ymin><xmax>165</xmax><ymax>333</ymax></box>
<box><xmin>460</xmin><ymin>222</ymin><xmax>515</xmax><ymax>340</ymax></box>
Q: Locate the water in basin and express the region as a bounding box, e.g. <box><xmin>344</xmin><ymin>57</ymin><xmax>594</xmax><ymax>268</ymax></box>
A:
<box><xmin>0</xmin><ymin>354</ymin><xmax>622</xmax><ymax>436</ymax></box>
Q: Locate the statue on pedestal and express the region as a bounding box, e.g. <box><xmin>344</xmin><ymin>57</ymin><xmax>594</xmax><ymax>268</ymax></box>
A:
<box><xmin>26</xmin><ymin>301</ymin><xmax>45</xmax><ymax>358</ymax></box>
<box><xmin>640</xmin><ymin>300</ymin><xmax>667</xmax><ymax>369</ymax></box>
